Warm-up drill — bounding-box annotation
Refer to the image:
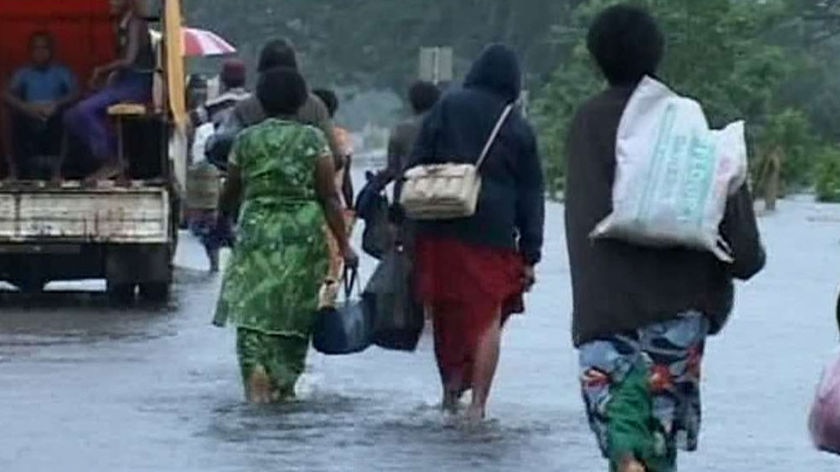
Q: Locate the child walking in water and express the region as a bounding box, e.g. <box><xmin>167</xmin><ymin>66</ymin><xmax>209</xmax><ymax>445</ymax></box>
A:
<box><xmin>63</xmin><ymin>0</ymin><xmax>154</xmax><ymax>183</ymax></box>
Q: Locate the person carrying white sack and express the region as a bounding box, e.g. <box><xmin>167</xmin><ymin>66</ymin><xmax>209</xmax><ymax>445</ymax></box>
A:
<box><xmin>563</xmin><ymin>4</ymin><xmax>766</xmax><ymax>472</ymax></box>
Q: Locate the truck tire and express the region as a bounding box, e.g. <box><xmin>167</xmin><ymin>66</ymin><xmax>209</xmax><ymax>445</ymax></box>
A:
<box><xmin>107</xmin><ymin>281</ymin><xmax>136</xmax><ymax>305</ymax></box>
<box><xmin>14</xmin><ymin>279</ymin><xmax>46</xmax><ymax>294</ymax></box>
<box><xmin>138</xmin><ymin>282</ymin><xmax>170</xmax><ymax>303</ymax></box>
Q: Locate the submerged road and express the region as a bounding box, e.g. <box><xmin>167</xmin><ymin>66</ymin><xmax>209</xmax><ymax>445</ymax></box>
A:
<box><xmin>1</xmin><ymin>182</ymin><xmax>839</xmax><ymax>470</ymax></box>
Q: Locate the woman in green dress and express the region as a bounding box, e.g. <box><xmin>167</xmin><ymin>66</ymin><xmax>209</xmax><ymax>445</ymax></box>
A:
<box><xmin>214</xmin><ymin>67</ymin><xmax>358</xmax><ymax>404</ymax></box>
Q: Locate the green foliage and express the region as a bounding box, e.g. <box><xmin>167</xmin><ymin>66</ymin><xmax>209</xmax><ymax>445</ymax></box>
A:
<box><xmin>815</xmin><ymin>146</ymin><xmax>840</xmax><ymax>203</ymax></box>
<box><xmin>532</xmin><ymin>0</ymin><xmax>825</xmax><ymax>196</ymax></box>
<box><xmin>755</xmin><ymin>109</ymin><xmax>818</xmax><ymax>191</ymax></box>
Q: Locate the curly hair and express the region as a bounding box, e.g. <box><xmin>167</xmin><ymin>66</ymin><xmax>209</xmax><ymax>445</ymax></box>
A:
<box><xmin>587</xmin><ymin>4</ymin><xmax>664</xmax><ymax>86</ymax></box>
<box><xmin>257</xmin><ymin>39</ymin><xmax>298</xmax><ymax>73</ymax></box>
<box><xmin>408</xmin><ymin>81</ymin><xmax>440</xmax><ymax>114</ymax></box>
<box><xmin>257</xmin><ymin>67</ymin><xmax>308</xmax><ymax>117</ymax></box>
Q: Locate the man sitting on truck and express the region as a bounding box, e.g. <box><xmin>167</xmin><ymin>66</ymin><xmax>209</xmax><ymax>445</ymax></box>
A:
<box><xmin>3</xmin><ymin>31</ymin><xmax>79</xmax><ymax>180</ymax></box>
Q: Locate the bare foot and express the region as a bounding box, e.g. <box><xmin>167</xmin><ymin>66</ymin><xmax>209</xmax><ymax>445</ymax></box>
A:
<box><xmin>618</xmin><ymin>456</ymin><xmax>646</xmax><ymax>472</ymax></box>
<box><xmin>464</xmin><ymin>404</ymin><xmax>485</xmax><ymax>426</ymax></box>
<box><xmin>84</xmin><ymin>161</ymin><xmax>125</xmax><ymax>186</ymax></box>
<box><xmin>442</xmin><ymin>390</ymin><xmax>462</xmax><ymax>415</ymax></box>
<box><xmin>248</xmin><ymin>365</ymin><xmax>273</xmax><ymax>404</ymax></box>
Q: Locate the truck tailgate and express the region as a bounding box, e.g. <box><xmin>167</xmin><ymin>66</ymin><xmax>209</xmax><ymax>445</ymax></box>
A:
<box><xmin>0</xmin><ymin>187</ymin><xmax>170</xmax><ymax>243</ymax></box>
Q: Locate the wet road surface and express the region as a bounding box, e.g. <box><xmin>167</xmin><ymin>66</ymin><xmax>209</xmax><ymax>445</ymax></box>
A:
<box><xmin>2</xmin><ymin>193</ymin><xmax>840</xmax><ymax>471</ymax></box>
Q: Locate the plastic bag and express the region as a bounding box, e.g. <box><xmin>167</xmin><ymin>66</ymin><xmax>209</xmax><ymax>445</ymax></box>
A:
<box><xmin>363</xmin><ymin>246</ymin><xmax>424</xmax><ymax>351</ymax></box>
<box><xmin>809</xmin><ymin>350</ymin><xmax>840</xmax><ymax>454</ymax></box>
<box><xmin>592</xmin><ymin>77</ymin><xmax>748</xmax><ymax>261</ymax></box>
<box><xmin>312</xmin><ymin>268</ymin><xmax>372</xmax><ymax>355</ymax></box>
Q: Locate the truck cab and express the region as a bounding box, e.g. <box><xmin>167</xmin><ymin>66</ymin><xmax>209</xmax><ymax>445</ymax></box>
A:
<box><xmin>0</xmin><ymin>0</ymin><xmax>188</xmax><ymax>301</ymax></box>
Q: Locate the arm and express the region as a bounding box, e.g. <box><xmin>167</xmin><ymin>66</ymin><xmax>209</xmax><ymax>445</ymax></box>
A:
<box><xmin>720</xmin><ymin>184</ymin><xmax>766</xmax><ymax>280</ymax></box>
<box><xmin>3</xmin><ymin>71</ymin><xmax>36</xmax><ymax>118</ymax></box>
<box><xmin>375</xmin><ymin>126</ymin><xmax>403</xmax><ymax>188</ymax></box>
<box><xmin>219</xmin><ymin>135</ymin><xmax>245</xmax><ymax>218</ymax></box>
<box><xmin>95</xmin><ymin>19</ymin><xmax>144</xmax><ymax>77</ymax></box>
<box><xmin>515</xmin><ymin>125</ymin><xmax>546</xmax><ymax>268</ymax></box>
<box><xmin>315</xmin><ymin>149</ymin><xmax>355</xmax><ymax>264</ymax></box>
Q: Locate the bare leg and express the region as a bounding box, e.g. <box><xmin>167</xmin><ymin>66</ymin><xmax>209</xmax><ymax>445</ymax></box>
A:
<box><xmin>248</xmin><ymin>364</ymin><xmax>273</xmax><ymax>404</ymax></box>
<box><xmin>466</xmin><ymin>307</ymin><xmax>502</xmax><ymax>423</ymax></box>
<box><xmin>206</xmin><ymin>246</ymin><xmax>220</xmax><ymax>273</ymax></box>
<box><xmin>618</xmin><ymin>455</ymin><xmax>646</xmax><ymax>472</ymax></box>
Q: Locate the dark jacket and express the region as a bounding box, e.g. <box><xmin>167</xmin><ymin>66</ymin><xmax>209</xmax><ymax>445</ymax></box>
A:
<box><xmin>564</xmin><ymin>86</ymin><xmax>766</xmax><ymax>347</ymax></box>
<box><xmin>206</xmin><ymin>92</ymin><xmax>340</xmax><ymax>170</ymax></box>
<box><xmin>405</xmin><ymin>44</ymin><xmax>545</xmax><ymax>265</ymax></box>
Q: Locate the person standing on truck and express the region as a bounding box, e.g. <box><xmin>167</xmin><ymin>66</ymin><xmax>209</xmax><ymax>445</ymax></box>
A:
<box><xmin>63</xmin><ymin>0</ymin><xmax>154</xmax><ymax>183</ymax></box>
<box><xmin>3</xmin><ymin>31</ymin><xmax>79</xmax><ymax>180</ymax></box>
<box><xmin>213</xmin><ymin>67</ymin><xmax>358</xmax><ymax>403</ymax></box>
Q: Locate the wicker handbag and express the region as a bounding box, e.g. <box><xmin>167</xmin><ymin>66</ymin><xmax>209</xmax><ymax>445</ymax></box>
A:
<box><xmin>400</xmin><ymin>104</ymin><xmax>513</xmax><ymax>220</ymax></box>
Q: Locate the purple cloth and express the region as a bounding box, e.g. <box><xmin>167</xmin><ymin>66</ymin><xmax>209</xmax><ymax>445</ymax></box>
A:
<box><xmin>64</xmin><ymin>72</ymin><xmax>151</xmax><ymax>161</ymax></box>
<box><xmin>809</xmin><ymin>351</ymin><xmax>840</xmax><ymax>454</ymax></box>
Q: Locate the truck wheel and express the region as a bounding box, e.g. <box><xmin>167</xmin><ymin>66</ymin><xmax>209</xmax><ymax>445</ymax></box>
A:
<box><xmin>107</xmin><ymin>282</ymin><xmax>136</xmax><ymax>305</ymax></box>
<box><xmin>138</xmin><ymin>282</ymin><xmax>170</xmax><ymax>303</ymax></box>
<box><xmin>15</xmin><ymin>279</ymin><xmax>46</xmax><ymax>294</ymax></box>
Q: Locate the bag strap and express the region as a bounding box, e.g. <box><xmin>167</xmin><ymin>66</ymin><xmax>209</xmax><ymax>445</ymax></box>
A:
<box><xmin>342</xmin><ymin>266</ymin><xmax>358</xmax><ymax>298</ymax></box>
<box><xmin>475</xmin><ymin>104</ymin><xmax>514</xmax><ymax>170</ymax></box>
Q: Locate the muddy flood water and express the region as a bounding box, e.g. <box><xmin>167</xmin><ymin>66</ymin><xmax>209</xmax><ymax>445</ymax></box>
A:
<box><xmin>2</xmin><ymin>186</ymin><xmax>839</xmax><ymax>471</ymax></box>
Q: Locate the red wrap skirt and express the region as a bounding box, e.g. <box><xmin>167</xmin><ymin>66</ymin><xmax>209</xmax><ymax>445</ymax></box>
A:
<box><xmin>414</xmin><ymin>236</ymin><xmax>525</xmax><ymax>393</ymax></box>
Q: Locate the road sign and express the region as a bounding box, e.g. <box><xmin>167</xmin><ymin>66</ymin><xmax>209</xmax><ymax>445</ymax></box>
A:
<box><xmin>419</xmin><ymin>47</ymin><xmax>453</xmax><ymax>84</ymax></box>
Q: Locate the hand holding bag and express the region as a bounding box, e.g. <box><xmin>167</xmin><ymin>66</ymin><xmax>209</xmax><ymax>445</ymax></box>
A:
<box><xmin>400</xmin><ymin>104</ymin><xmax>514</xmax><ymax>220</ymax></box>
<box><xmin>312</xmin><ymin>268</ymin><xmax>373</xmax><ymax>355</ymax></box>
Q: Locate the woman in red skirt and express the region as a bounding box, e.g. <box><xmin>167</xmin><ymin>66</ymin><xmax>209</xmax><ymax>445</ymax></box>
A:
<box><xmin>405</xmin><ymin>44</ymin><xmax>545</xmax><ymax>422</ymax></box>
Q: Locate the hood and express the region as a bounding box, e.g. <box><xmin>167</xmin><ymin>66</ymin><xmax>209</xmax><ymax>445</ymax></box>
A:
<box><xmin>464</xmin><ymin>44</ymin><xmax>522</xmax><ymax>103</ymax></box>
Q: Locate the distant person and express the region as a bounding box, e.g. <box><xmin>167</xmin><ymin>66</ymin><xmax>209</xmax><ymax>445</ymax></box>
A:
<box><xmin>191</xmin><ymin>59</ymin><xmax>249</xmax><ymax>131</ymax></box>
<box><xmin>406</xmin><ymin>44</ymin><xmax>544</xmax><ymax>423</ymax></box>
<box><xmin>63</xmin><ymin>0</ymin><xmax>154</xmax><ymax>183</ymax></box>
<box><xmin>190</xmin><ymin>60</ymin><xmax>249</xmax><ymax>164</ymax></box>
<box><xmin>376</xmin><ymin>81</ymin><xmax>440</xmax><ymax>200</ymax></box>
<box><xmin>206</xmin><ymin>39</ymin><xmax>342</xmax><ymax>173</ymax></box>
<box><xmin>3</xmin><ymin>31</ymin><xmax>79</xmax><ymax>180</ymax></box>
<box><xmin>564</xmin><ymin>5</ymin><xmax>765</xmax><ymax>472</ymax></box>
<box><xmin>213</xmin><ymin>67</ymin><xmax>358</xmax><ymax>404</ymax></box>
<box><xmin>312</xmin><ymin>88</ymin><xmax>353</xmax><ymax>208</ymax></box>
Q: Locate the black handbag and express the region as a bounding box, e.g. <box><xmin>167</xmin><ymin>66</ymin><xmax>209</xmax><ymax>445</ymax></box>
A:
<box><xmin>361</xmin><ymin>191</ymin><xmax>393</xmax><ymax>260</ymax></box>
<box><xmin>312</xmin><ymin>268</ymin><xmax>373</xmax><ymax>355</ymax></box>
<box><xmin>363</xmin><ymin>246</ymin><xmax>425</xmax><ymax>351</ymax></box>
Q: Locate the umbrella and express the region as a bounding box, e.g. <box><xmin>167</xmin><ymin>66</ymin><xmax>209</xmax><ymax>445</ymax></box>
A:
<box><xmin>182</xmin><ymin>27</ymin><xmax>236</xmax><ymax>57</ymax></box>
<box><xmin>149</xmin><ymin>27</ymin><xmax>236</xmax><ymax>58</ymax></box>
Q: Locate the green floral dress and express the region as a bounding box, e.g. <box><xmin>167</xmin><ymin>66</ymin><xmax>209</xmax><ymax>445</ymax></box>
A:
<box><xmin>214</xmin><ymin>118</ymin><xmax>331</xmax><ymax>399</ymax></box>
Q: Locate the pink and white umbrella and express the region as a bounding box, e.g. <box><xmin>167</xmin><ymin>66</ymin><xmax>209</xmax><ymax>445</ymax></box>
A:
<box><xmin>182</xmin><ymin>27</ymin><xmax>236</xmax><ymax>57</ymax></box>
<box><xmin>149</xmin><ymin>27</ymin><xmax>237</xmax><ymax>57</ymax></box>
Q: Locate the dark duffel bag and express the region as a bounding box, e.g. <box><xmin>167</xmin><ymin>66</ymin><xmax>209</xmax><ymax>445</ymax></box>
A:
<box><xmin>313</xmin><ymin>268</ymin><xmax>373</xmax><ymax>355</ymax></box>
<box><xmin>363</xmin><ymin>246</ymin><xmax>424</xmax><ymax>351</ymax></box>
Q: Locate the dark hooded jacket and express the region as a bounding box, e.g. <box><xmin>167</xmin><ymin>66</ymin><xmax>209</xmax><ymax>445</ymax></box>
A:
<box><xmin>405</xmin><ymin>44</ymin><xmax>545</xmax><ymax>265</ymax></box>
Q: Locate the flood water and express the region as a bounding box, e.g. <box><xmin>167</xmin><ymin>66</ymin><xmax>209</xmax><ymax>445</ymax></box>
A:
<box><xmin>1</xmin><ymin>182</ymin><xmax>839</xmax><ymax>470</ymax></box>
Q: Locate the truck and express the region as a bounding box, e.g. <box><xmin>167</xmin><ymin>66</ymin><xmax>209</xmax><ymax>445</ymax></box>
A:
<box><xmin>0</xmin><ymin>0</ymin><xmax>189</xmax><ymax>301</ymax></box>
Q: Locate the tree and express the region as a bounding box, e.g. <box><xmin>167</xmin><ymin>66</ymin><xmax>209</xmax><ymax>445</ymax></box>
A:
<box><xmin>533</xmin><ymin>0</ymin><xmax>794</xmax><ymax>195</ymax></box>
